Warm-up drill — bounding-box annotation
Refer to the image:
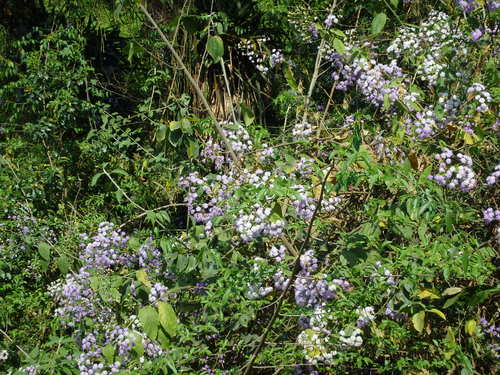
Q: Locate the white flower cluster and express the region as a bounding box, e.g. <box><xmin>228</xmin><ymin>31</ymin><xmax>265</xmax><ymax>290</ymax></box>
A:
<box><xmin>235</xmin><ymin>204</ymin><xmax>285</xmax><ymax>242</ymax></box>
<box><xmin>246</xmin><ymin>168</ymin><xmax>272</xmax><ymax>187</ymax></box>
<box><xmin>246</xmin><ymin>283</ymin><xmax>273</xmax><ymax>299</ymax></box>
<box><xmin>297</xmin><ymin>327</ymin><xmax>337</xmax><ymax>364</ymax></box>
<box><xmin>323</xmin><ymin>197</ymin><xmax>342</xmax><ymax>213</ymax></box>
<box><xmin>339</xmin><ymin>327</ymin><xmax>363</xmax><ymax>347</ymax></box>
<box><xmin>467</xmin><ymin>83</ymin><xmax>492</xmax><ymax>113</ymax></box>
<box><xmin>387</xmin><ymin>11</ymin><xmax>464</xmax><ymax>86</ymax></box>
<box><xmin>356</xmin><ymin>306</ymin><xmax>376</xmax><ymax>326</ymax></box>
<box><xmin>428</xmin><ymin>148</ymin><xmax>477</xmax><ymax>192</ymax></box>
<box><xmin>221</xmin><ymin>121</ymin><xmax>253</xmax><ymax>154</ymax></box>
<box><xmin>0</xmin><ymin>350</ymin><xmax>8</xmax><ymax>361</ymax></box>
<box><xmin>292</xmin><ymin>121</ymin><xmax>314</xmax><ymax>140</ymax></box>
<box><xmin>238</xmin><ymin>37</ymin><xmax>272</xmax><ymax>73</ymax></box>
<box><xmin>486</xmin><ymin>164</ymin><xmax>500</xmax><ymax>185</ymax></box>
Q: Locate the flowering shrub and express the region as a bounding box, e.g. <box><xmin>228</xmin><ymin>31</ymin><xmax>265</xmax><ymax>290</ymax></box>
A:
<box><xmin>0</xmin><ymin>1</ymin><xmax>498</xmax><ymax>375</ymax></box>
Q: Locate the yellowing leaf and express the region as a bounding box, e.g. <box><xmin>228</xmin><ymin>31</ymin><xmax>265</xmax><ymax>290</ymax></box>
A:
<box><xmin>136</xmin><ymin>269</ymin><xmax>152</xmax><ymax>288</ymax></box>
<box><xmin>426</xmin><ymin>308</ymin><xmax>446</xmax><ymax>320</ymax></box>
<box><xmin>412</xmin><ymin>311</ymin><xmax>425</xmax><ymax>333</ymax></box>
<box><xmin>465</xmin><ymin>320</ymin><xmax>477</xmax><ymax>336</ymax></box>
<box><xmin>442</xmin><ymin>287</ymin><xmax>462</xmax><ymax>296</ymax></box>
<box><xmin>417</xmin><ymin>289</ymin><xmax>440</xmax><ymax>299</ymax></box>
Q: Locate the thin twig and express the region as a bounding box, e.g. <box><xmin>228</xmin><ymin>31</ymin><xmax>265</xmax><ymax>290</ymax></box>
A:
<box><xmin>139</xmin><ymin>3</ymin><xmax>241</xmax><ymax>167</ymax></box>
<box><xmin>242</xmin><ymin>165</ymin><xmax>336</xmax><ymax>374</ymax></box>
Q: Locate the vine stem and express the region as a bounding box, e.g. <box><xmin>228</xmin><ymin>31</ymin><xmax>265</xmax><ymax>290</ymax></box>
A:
<box><xmin>138</xmin><ymin>3</ymin><xmax>241</xmax><ymax>167</ymax></box>
<box><xmin>242</xmin><ymin>165</ymin><xmax>336</xmax><ymax>375</ymax></box>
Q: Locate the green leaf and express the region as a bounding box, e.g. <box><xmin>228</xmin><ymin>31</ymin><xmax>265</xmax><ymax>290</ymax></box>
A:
<box><xmin>371</xmin><ymin>13</ymin><xmax>387</xmax><ymax>35</ymax></box>
<box><xmin>465</xmin><ymin>320</ymin><xmax>476</xmax><ymax>336</ymax></box>
<box><xmin>158</xmin><ymin>301</ymin><xmax>178</xmax><ymax>337</ymax></box>
<box><xmin>187</xmin><ymin>140</ymin><xmax>199</xmax><ymax>159</ymax></box>
<box><xmin>91</xmin><ymin>172</ymin><xmax>103</xmax><ymax>187</ymax></box>
<box><xmin>426</xmin><ymin>308</ymin><xmax>446</xmax><ymax>320</ymax></box>
<box><xmin>132</xmin><ymin>333</ymin><xmax>144</xmax><ymax>357</ymax></box>
<box><xmin>240</xmin><ymin>103</ymin><xmax>254</xmax><ymax>126</ymax></box>
<box><xmin>102</xmin><ymin>344</ymin><xmax>115</xmax><ymax>363</ymax></box>
<box><xmin>136</xmin><ymin>269</ymin><xmax>152</xmax><ymax>288</ymax></box>
<box><xmin>443</xmin><ymin>293</ymin><xmax>461</xmax><ymax>308</ymax></box>
<box><xmin>138</xmin><ymin>306</ymin><xmax>159</xmax><ymax>340</ymax></box>
<box><xmin>412</xmin><ymin>311</ymin><xmax>425</xmax><ymax>333</ymax></box>
<box><xmin>333</xmin><ymin>38</ymin><xmax>346</xmax><ymax>55</ymax></box>
<box><xmin>111</xmin><ymin>168</ymin><xmax>128</xmax><ymax>176</ymax></box>
<box><xmin>156</xmin><ymin>123</ymin><xmax>167</xmax><ymax>142</ymax></box>
<box><xmin>38</xmin><ymin>243</ymin><xmax>51</xmax><ymax>262</ymax></box>
<box><xmin>207</xmin><ymin>36</ymin><xmax>224</xmax><ymax>62</ymax></box>
<box><xmin>390</xmin><ymin>0</ymin><xmax>399</xmax><ymax>7</ymax></box>
<box><xmin>56</xmin><ymin>255</ymin><xmax>70</xmax><ymax>274</ymax></box>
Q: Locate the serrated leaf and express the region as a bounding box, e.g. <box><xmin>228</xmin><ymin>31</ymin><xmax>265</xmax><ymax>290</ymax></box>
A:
<box><xmin>417</xmin><ymin>289</ymin><xmax>440</xmax><ymax>299</ymax></box>
<box><xmin>465</xmin><ymin>320</ymin><xmax>476</xmax><ymax>336</ymax></box>
<box><xmin>207</xmin><ymin>36</ymin><xmax>224</xmax><ymax>62</ymax></box>
<box><xmin>333</xmin><ymin>38</ymin><xmax>346</xmax><ymax>55</ymax></box>
<box><xmin>102</xmin><ymin>343</ymin><xmax>115</xmax><ymax>363</ymax></box>
<box><xmin>426</xmin><ymin>308</ymin><xmax>446</xmax><ymax>320</ymax></box>
<box><xmin>442</xmin><ymin>287</ymin><xmax>462</xmax><ymax>296</ymax></box>
<box><xmin>136</xmin><ymin>269</ymin><xmax>152</xmax><ymax>288</ymax></box>
<box><xmin>38</xmin><ymin>243</ymin><xmax>51</xmax><ymax>262</ymax></box>
<box><xmin>371</xmin><ymin>13</ymin><xmax>387</xmax><ymax>35</ymax></box>
<box><xmin>138</xmin><ymin>306</ymin><xmax>159</xmax><ymax>340</ymax></box>
<box><xmin>158</xmin><ymin>301</ymin><xmax>178</xmax><ymax>337</ymax></box>
<box><xmin>412</xmin><ymin>311</ymin><xmax>425</xmax><ymax>333</ymax></box>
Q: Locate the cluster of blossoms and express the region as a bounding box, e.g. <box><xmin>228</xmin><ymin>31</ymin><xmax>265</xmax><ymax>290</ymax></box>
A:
<box><xmin>292</xmin><ymin>188</ymin><xmax>317</xmax><ymax>221</ymax></box>
<box><xmin>371</xmin><ymin>261</ymin><xmax>397</xmax><ymax>286</ymax></box>
<box><xmin>387</xmin><ymin>11</ymin><xmax>465</xmax><ymax>86</ymax></box>
<box><xmin>237</xmin><ymin>37</ymin><xmax>283</xmax><ymax>72</ymax></box>
<box><xmin>486</xmin><ymin>164</ymin><xmax>500</xmax><ymax>185</ymax></box>
<box><xmin>294</xmin><ymin>250</ymin><xmax>341</xmax><ymax>307</ymax></box>
<box><xmin>297</xmin><ymin>326</ymin><xmax>337</xmax><ymax>364</ymax></box>
<box><xmin>456</xmin><ymin>0</ymin><xmax>478</xmax><ymax>12</ymax></box>
<box><xmin>333</xmin><ymin>56</ymin><xmax>406</xmax><ymax>108</ymax></box>
<box><xmin>384</xmin><ymin>306</ymin><xmax>407</xmax><ymax>321</ymax></box>
<box><xmin>405</xmin><ymin>109</ymin><xmax>437</xmax><ymax>139</ymax></box>
<box><xmin>221</xmin><ymin>121</ymin><xmax>253</xmax><ymax>155</ymax></box>
<box><xmin>77</xmin><ymin>324</ymin><xmax>163</xmax><ymax>375</ymax></box>
<box><xmin>322</xmin><ymin>196</ymin><xmax>342</xmax><ymax>213</ymax></box>
<box><xmin>356</xmin><ymin>306</ymin><xmax>376</xmax><ymax>327</ymax></box>
<box><xmin>371</xmin><ymin>135</ymin><xmax>403</xmax><ymax>161</ymax></box>
<box><xmin>428</xmin><ymin>148</ymin><xmax>477</xmax><ymax>192</ymax></box>
<box><xmin>148</xmin><ymin>282</ymin><xmax>169</xmax><ymax>305</ymax></box>
<box><xmin>339</xmin><ymin>328</ymin><xmax>363</xmax><ymax>347</ymax></box>
<box><xmin>235</xmin><ymin>203</ymin><xmax>285</xmax><ymax>242</ymax></box>
<box><xmin>467</xmin><ymin>83</ymin><xmax>492</xmax><ymax>113</ymax></box>
<box><xmin>483</xmin><ymin>208</ymin><xmax>500</xmax><ymax>224</ymax></box>
<box><xmin>268</xmin><ymin>245</ymin><xmax>286</xmax><ymax>262</ymax></box>
<box><xmin>258</xmin><ymin>143</ymin><xmax>275</xmax><ymax>162</ymax></box>
<box><xmin>292</xmin><ymin>121</ymin><xmax>314</xmax><ymax>140</ymax></box>
<box><xmin>201</xmin><ymin>139</ymin><xmax>225</xmax><ymax>170</ymax></box>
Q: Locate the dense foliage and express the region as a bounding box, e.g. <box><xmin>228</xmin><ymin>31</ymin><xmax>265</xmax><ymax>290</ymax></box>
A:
<box><xmin>0</xmin><ymin>0</ymin><xmax>498</xmax><ymax>374</ymax></box>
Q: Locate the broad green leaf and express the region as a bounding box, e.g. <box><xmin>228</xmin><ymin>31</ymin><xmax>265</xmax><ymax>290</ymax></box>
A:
<box><xmin>158</xmin><ymin>301</ymin><xmax>178</xmax><ymax>337</ymax></box>
<box><xmin>426</xmin><ymin>308</ymin><xmax>446</xmax><ymax>320</ymax></box>
<box><xmin>390</xmin><ymin>0</ymin><xmax>399</xmax><ymax>7</ymax></box>
<box><xmin>136</xmin><ymin>269</ymin><xmax>152</xmax><ymax>288</ymax></box>
<box><xmin>102</xmin><ymin>344</ymin><xmax>115</xmax><ymax>363</ymax></box>
<box><xmin>465</xmin><ymin>320</ymin><xmax>476</xmax><ymax>336</ymax></box>
<box><xmin>169</xmin><ymin>121</ymin><xmax>181</xmax><ymax>131</ymax></box>
<box><xmin>187</xmin><ymin>140</ymin><xmax>199</xmax><ymax>159</ymax></box>
<box><xmin>443</xmin><ymin>293</ymin><xmax>461</xmax><ymax>308</ymax></box>
<box><xmin>240</xmin><ymin>103</ymin><xmax>255</xmax><ymax>126</ymax></box>
<box><xmin>133</xmin><ymin>333</ymin><xmax>144</xmax><ymax>357</ymax></box>
<box><xmin>207</xmin><ymin>36</ymin><xmax>224</xmax><ymax>62</ymax></box>
<box><xmin>138</xmin><ymin>306</ymin><xmax>159</xmax><ymax>340</ymax></box>
<box><xmin>38</xmin><ymin>243</ymin><xmax>51</xmax><ymax>262</ymax></box>
<box><xmin>56</xmin><ymin>255</ymin><xmax>70</xmax><ymax>274</ymax></box>
<box><xmin>91</xmin><ymin>172</ymin><xmax>103</xmax><ymax>187</ymax></box>
<box><xmin>412</xmin><ymin>311</ymin><xmax>425</xmax><ymax>333</ymax></box>
<box><xmin>371</xmin><ymin>13</ymin><xmax>387</xmax><ymax>35</ymax></box>
<box><xmin>156</xmin><ymin>124</ymin><xmax>167</xmax><ymax>142</ymax></box>
<box><xmin>333</xmin><ymin>38</ymin><xmax>346</xmax><ymax>55</ymax></box>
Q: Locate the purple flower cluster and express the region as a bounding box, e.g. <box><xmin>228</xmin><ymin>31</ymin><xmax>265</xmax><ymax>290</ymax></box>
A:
<box><xmin>292</xmin><ymin>121</ymin><xmax>314</xmax><ymax>140</ymax></box>
<box><xmin>480</xmin><ymin>318</ymin><xmax>500</xmax><ymax>338</ymax></box>
<box><xmin>201</xmin><ymin>139</ymin><xmax>225</xmax><ymax>170</ymax></box>
<box><xmin>221</xmin><ymin>121</ymin><xmax>253</xmax><ymax>154</ymax></box>
<box><xmin>467</xmin><ymin>83</ymin><xmax>492</xmax><ymax>113</ymax></box>
<box><xmin>294</xmin><ymin>250</ymin><xmax>338</xmax><ymax>307</ymax></box>
<box><xmin>405</xmin><ymin>110</ymin><xmax>437</xmax><ymax>139</ymax></box>
<box><xmin>486</xmin><ymin>164</ymin><xmax>500</xmax><ymax>185</ymax></box>
<box><xmin>149</xmin><ymin>282</ymin><xmax>169</xmax><ymax>304</ymax></box>
<box><xmin>428</xmin><ymin>148</ymin><xmax>477</xmax><ymax>192</ymax></box>
<box><xmin>78</xmin><ymin>222</ymin><xmax>132</xmax><ymax>271</ymax></box>
<box><xmin>483</xmin><ymin>208</ymin><xmax>500</xmax><ymax>224</ymax></box>
<box><xmin>269</xmin><ymin>245</ymin><xmax>286</xmax><ymax>262</ymax></box>
<box><xmin>456</xmin><ymin>0</ymin><xmax>478</xmax><ymax>13</ymax></box>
